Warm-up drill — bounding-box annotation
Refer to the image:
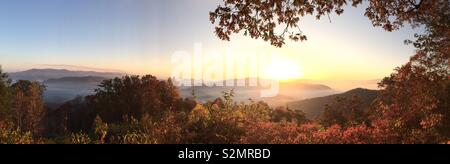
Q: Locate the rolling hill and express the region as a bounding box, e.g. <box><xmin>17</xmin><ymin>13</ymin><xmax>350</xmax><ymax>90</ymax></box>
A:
<box><xmin>287</xmin><ymin>88</ymin><xmax>379</xmax><ymax>119</ymax></box>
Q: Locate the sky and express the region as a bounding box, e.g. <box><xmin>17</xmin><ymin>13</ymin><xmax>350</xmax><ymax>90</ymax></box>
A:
<box><xmin>0</xmin><ymin>0</ymin><xmax>420</xmax><ymax>81</ymax></box>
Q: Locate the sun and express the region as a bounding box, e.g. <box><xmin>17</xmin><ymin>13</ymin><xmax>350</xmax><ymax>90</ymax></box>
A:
<box><xmin>264</xmin><ymin>59</ymin><xmax>304</xmax><ymax>81</ymax></box>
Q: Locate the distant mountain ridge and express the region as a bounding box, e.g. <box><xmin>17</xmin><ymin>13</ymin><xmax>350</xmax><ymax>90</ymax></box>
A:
<box><xmin>287</xmin><ymin>88</ymin><xmax>379</xmax><ymax>119</ymax></box>
<box><xmin>178</xmin><ymin>81</ymin><xmax>336</xmax><ymax>107</ymax></box>
<box><xmin>10</xmin><ymin>69</ymin><xmax>124</xmax><ymax>81</ymax></box>
<box><xmin>44</xmin><ymin>76</ymin><xmax>108</xmax><ymax>84</ymax></box>
<box><xmin>10</xmin><ymin>69</ymin><xmax>367</xmax><ymax>112</ymax></box>
<box><xmin>280</xmin><ymin>81</ymin><xmax>332</xmax><ymax>90</ymax></box>
<box><xmin>7</xmin><ymin>69</ymin><xmax>121</xmax><ymax>108</ymax></box>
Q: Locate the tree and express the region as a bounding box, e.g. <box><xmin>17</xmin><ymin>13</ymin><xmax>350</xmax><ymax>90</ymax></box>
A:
<box><xmin>371</xmin><ymin>0</ymin><xmax>449</xmax><ymax>143</ymax></box>
<box><xmin>374</xmin><ymin>47</ymin><xmax>449</xmax><ymax>143</ymax></box>
<box><xmin>272</xmin><ymin>106</ymin><xmax>309</xmax><ymax>124</ymax></box>
<box><xmin>93</xmin><ymin>75</ymin><xmax>183</xmax><ymax>123</ymax></box>
<box><xmin>212</xmin><ymin>0</ymin><xmax>449</xmax><ymax>143</ymax></box>
<box><xmin>319</xmin><ymin>95</ymin><xmax>370</xmax><ymax>128</ymax></box>
<box><xmin>210</xmin><ymin>0</ymin><xmax>446</xmax><ymax>47</ymax></box>
<box><xmin>49</xmin><ymin>96</ymin><xmax>97</xmax><ymax>134</ymax></box>
<box><xmin>0</xmin><ymin>66</ymin><xmax>11</xmax><ymax>120</ymax></box>
<box><xmin>10</xmin><ymin>80</ymin><xmax>48</xmax><ymax>136</ymax></box>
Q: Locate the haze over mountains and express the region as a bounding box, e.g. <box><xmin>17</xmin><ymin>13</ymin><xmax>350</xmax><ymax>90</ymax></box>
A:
<box><xmin>44</xmin><ymin>76</ymin><xmax>109</xmax><ymax>84</ymax></box>
<box><xmin>178</xmin><ymin>79</ymin><xmax>337</xmax><ymax>106</ymax></box>
<box><xmin>9</xmin><ymin>69</ymin><xmax>124</xmax><ymax>82</ymax></box>
<box><xmin>9</xmin><ymin>69</ymin><xmax>124</xmax><ymax>108</ymax></box>
<box><xmin>43</xmin><ymin>76</ymin><xmax>109</xmax><ymax>107</ymax></box>
<box><xmin>8</xmin><ymin>69</ymin><xmax>380</xmax><ymax>118</ymax></box>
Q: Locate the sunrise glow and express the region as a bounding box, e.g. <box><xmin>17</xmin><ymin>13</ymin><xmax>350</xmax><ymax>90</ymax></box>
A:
<box><xmin>264</xmin><ymin>59</ymin><xmax>304</xmax><ymax>81</ymax></box>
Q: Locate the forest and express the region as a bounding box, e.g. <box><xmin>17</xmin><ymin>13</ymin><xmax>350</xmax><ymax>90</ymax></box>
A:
<box><xmin>0</xmin><ymin>0</ymin><xmax>449</xmax><ymax>144</ymax></box>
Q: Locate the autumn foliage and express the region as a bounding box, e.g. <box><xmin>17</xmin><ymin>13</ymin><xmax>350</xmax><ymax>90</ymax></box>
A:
<box><xmin>0</xmin><ymin>64</ymin><xmax>448</xmax><ymax>144</ymax></box>
<box><xmin>0</xmin><ymin>0</ymin><xmax>449</xmax><ymax>144</ymax></box>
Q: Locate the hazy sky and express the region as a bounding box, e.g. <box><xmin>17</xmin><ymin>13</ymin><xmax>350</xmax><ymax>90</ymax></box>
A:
<box><xmin>0</xmin><ymin>0</ymin><xmax>420</xmax><ymax>80</ymax></box>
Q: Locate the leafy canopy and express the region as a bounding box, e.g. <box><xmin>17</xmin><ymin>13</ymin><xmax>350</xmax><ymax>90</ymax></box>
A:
<box><xmin>210</xmin><ymin>0</ymin><xmax>445</xmax><ymax>47</ymax></box>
